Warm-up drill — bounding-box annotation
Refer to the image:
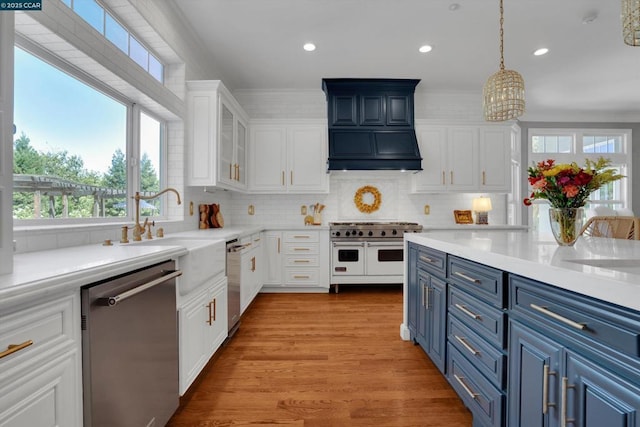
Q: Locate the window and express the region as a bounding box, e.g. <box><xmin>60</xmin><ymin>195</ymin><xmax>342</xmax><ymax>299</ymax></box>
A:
<box><xmin>13</xmin><ymin>46</ymin><xmax>166</xmax><ymax>222</ymax></box>
<box><xmin>65</xmin><ymin>0</ymin><xmax>164</xmax><ymax>83</ymax></box>
<box><xmin>527</xmin><ymin>129</ymin><xmax>632</xmax><ymax>240</ymax></box>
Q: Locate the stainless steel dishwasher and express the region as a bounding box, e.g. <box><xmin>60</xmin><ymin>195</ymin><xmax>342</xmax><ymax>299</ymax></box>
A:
<box><xmin>226</xmin><ymin>238</ymin><xmax>243</xmax><ymax>336</ymax></box>
<box><xmin>81</xmin><ymin>260</ymin><xmax>181</xmax><ymax>427</ymax></box>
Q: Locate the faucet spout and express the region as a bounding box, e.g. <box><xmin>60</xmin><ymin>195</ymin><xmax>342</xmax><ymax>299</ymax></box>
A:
<box><xmin>132</xmin><ymin>188</ymin><xmax>182</xmax><ymax>241</ymax></box>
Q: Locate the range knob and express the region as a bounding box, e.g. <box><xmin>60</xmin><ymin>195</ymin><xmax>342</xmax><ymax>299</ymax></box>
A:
<box><xmin>381</xmin><ymin>231</ymin><xmax>386</xmax><ymax>236</ymax></box>
<box><xmin>335</xmin><ymin>231</ymin><xmax>341</xmax><ymax>237</ymax></box>
<box><xmin>392</xmin><ymin>229</ymin><xmax>398</xmax><ymax>235</ymax></box>
<box><xmin>345</xmin><ymin>231</ymin><xmax>350</xmax><ymax>237</ymax></box>
<box><xmin>368</xmin><ymin>231</ymin><xmax>373</xmax><ymax>236</ymax></box>
<box><xmin>358</xmin><ymin>231</ymin><xmax>363</xmax><ymax>236</ymax></box>
<box><xmin>352</xmin><ymin>230</ymin><xmax>357</xmax><ymax>236</ymax></box>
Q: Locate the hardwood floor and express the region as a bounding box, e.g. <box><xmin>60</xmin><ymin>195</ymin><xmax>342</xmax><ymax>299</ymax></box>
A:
<box><xmin>167</xmin><ymin>285</ymin><xmax>472</xmax><ymax>426</ymax></box>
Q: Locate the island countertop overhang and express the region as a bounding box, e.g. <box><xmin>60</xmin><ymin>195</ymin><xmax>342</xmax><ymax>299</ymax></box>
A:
<box><xmin>405</xmin><ymin>230</ymin><xmax>640</xmax><ymax>312</ymax></box>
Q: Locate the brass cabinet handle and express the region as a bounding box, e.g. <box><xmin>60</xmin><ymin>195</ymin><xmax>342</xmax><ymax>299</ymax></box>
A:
<box><xmin>454</xmin><ymin>271</ymin><xmax>481</xmax><ymax>284</ymax></box>
<box><xmin>293</xmin><ymin>235</ymin><xmax>310</xmax><ymax>238</ymax></box>
<box><xmin>277</xmin><ymin>237</ymin><xmax>280</xmax><ymax>253</ymax></box>
<box><xmin>207</xmin><ymin>300</ymin><xmax>213</xmax><ymax>325</ymax></box>
<box><xmin>235</xmin><ymin>164</ymin><xmax>240</xmax><ymax>181</ymax></box>
<box><xmin>294</xmin><ymin>248</ymin><xmax>310</xmax><ymax>251</ymax></box>
<box><xmin>282</xmin><ymin>171</ymin><xmax>285</xmax><ymax>186</ymax></box>
<box><xmin>450</xmin><ymin>171</ymin><xmax>454</xmax><ymax>185</ymax></box>
<box><xmin>290</xmin><ymin>170</ymin><xmax>293</xmax><ymax>185</ymax></box>
<box><xmin>251</xmin><ymin>256</ymin><xmax>256</xmax><ymax>272</ymax></box>
<box><xmin>442</xmin><ymin>171</ymin><xmax>445</xmax><ymax>185</ymax></box>
<box><xmin>482</xmin><ymin>170</ymin><xmax>486</xmax><ymax>185</ymax></box>
<box><xmin>453</xmin><ymin>374</ymin><xmax>479</xmax><ymax>400</ymax></box>
<box><xmin>0</xmin><ymin>340</ymin><xmax>33</xmax><ymax>359</ymax></box>
<box><xmin>213</xmin><ymin>298</ymin><xmax>216</xmax><ymax>321</ymax></box>
<box><xmin>543</xmin><ymin>364</ymin><xmax>557</xmax><ymax>414</ymax></box>
<box><xmin>207</xmin><ymin>298</ymin><xmax>217</xmax><ymax>324</ymax></box>
<box><xmin>294</xmin><ymin>259</ymin><xmax>310</xmax><ymax>263</ymax></box>
<box><xmin>454</xmin><ymin>303</ymin><xmax>481</xmax><ymax>320</ymax></box>
<box><xmin>229</xmin><ymin>163</ymin><xmax>233</xmax><ymax>180</ymax></box>
<box><xmin>530</xmin><ymin>304</ymin><xmax>586</xmax><ymax>330</ymax></box>
<box><xmin>454</xmin><ymin>335</ymin><xmax>479</xmax><ymax>355</ymax></box>
<box><xmin>294</xmin><ymin>275</ymin><xmax>310</xmax><ymax>279</ymax></box>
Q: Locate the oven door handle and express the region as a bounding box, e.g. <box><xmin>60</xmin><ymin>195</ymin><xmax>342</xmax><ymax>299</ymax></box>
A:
<box><xmin>332</xmin><ymin>242</ymin><xmax>365</xmax><ymax>247</ymax></box>
<box><xmin>365</xmin><ymin>241</ymin><xmax>403</xmax><ymax>248</ymax></box>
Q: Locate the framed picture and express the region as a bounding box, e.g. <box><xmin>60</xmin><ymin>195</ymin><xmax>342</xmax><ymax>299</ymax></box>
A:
<box><xmin>453</xmin><ymin>210</ymin><xmax>473</xmax><ymax>224</ymax></box>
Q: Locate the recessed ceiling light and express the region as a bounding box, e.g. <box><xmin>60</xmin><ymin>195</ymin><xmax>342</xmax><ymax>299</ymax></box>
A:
<box><xmin>582</xmin><ymin>13</ymin><xmax>598</xmax><ymax>25</ymax></box>
<box><xmin>449</xmin><ymin>3</ymin><xmax>460</xmax><ymax>11</ymax></box>
<box><xmin>303</xmin><ymin>43</ymin><xmax>316</xmax><ymax>52</ymax></box>
<box><xmin>419</xmin><ymin>45</ymin><xmax>433</xmax><ymax>53</ymax></box>
<box><xmin>533</xmin><ymin>48</ymin><xmax>549</xmax><ymax>56</ymax></box>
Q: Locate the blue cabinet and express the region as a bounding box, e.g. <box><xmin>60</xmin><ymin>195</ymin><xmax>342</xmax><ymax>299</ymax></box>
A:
<box><xmin>407</xmin><ymin>243</ymin><xmax>447</xmax><ymax>374</ymax></box>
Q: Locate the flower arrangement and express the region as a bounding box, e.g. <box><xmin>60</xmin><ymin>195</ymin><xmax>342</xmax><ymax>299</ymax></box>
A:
<box><xmin>523</xmin><ymin>157</ymin><xmax>624</xmax><ymax>209</ymax></box>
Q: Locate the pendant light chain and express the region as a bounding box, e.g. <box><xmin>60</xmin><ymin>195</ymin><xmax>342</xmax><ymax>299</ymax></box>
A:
<box><xmin>499</xmin><ymin>0</ymin><xmax>505</xmax><ymax>70</ymax></box>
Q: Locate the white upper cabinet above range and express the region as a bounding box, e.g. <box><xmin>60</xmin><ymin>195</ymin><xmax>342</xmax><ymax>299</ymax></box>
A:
<box><xmin>249</xmin><ymin>120</ymin><xmax>329</xmax><ymax>193</ymax></box>
<box><xmin>412</xmin><ymin>123</ymin><xmax>516</xmax><ymax>193</ymax></box>
<box><xmin>186</xmin><ymin>80</ymin><xmax>249</xmax><ymax>191</ymax></box>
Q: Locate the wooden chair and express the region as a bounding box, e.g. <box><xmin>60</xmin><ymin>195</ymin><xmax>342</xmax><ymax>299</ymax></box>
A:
<box><xmin>580</xmin><ymin>216</ymin><xmax>639</xmax><ymax>240</ymax></box>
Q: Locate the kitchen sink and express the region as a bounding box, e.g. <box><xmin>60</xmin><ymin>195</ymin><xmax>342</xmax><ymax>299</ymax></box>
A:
<box><xmin>133</xmin><ymin>237</ymin><xmax>226</xmax><ymax>295</ymax></box>
<box><xmin>564</xmin><ymin>258</ymin><xmax>640</xmax><ymax>274</ymax></box>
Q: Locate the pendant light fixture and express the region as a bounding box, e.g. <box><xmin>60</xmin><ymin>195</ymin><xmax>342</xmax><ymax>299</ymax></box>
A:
<box><xmin>622</xmin><ymin>0</ymin><xmax>640</xmax><ymax>46</ymax></box>
<box><xmin>483</xmin><ymin>0</ymin><xmax>525</xmax><ymax>121</ymax></box>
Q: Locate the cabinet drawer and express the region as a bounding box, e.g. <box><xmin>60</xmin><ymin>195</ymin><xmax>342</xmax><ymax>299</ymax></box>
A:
<box><xmin>1</xmin><ymin>294</ymin><xmax>76</xmax><ymax>371</ymax></box>
<box><xmin>284</xmin><ymin>269</ymin><xmax>319</xmax><ymax>286</ymax></box>
<box><xmin>284</xmin><ymin>255</ymin><xmax>319</xmax><ymax>267</ymax></box>
<box><xmin>448</xmin><ymin>315</ymin><xmax>506</xmax><ymax>389</ymax></box>
<box><xmin>447</xmin><ymin>344</ymin><xmax>504</xmax><ymax>427</ymax></box>
<box><xmin>510</xmin><ymin>274</ymin><xmax>640</xmax><ymax>359</ymax></box>
<box><xmin>284</xmin><ymin>242</ymin><xmax>319</xmax><ymax>255</ymax></box>
<box><xmin>416</xmin><ymin>246</ymin><xmax>446</xmax><ymax>277</ymax></box>
<box><xmin>448</xmin><ymin>256</ymin><xmax>504</xmax><ymax>308</ymax></box>
<box><xmin>284</xmin><ymin>231</ymin><xmax>319</xmax><ymax>243</ymax></box>
<box><xmin>449</xmin><ymin>286</ymin><xmax>506</xmax><ymax>348</ymax></box>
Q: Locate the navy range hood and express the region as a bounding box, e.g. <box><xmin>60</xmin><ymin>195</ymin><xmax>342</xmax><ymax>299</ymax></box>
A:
<box><xmin>322</xmin><ymin>78</ymin><xmax>422</xmax><ymax>171</ymax></box>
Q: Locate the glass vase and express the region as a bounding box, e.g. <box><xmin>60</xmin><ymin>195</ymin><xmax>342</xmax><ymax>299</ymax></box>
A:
<box><xmin>549</xmin><ymin>208</ymin><xmax>584</xmax><ymax>246</ymax></box>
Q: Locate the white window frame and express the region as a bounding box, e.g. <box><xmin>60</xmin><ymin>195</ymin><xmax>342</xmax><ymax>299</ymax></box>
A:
<box><xmin>13</xmin><ymin>42</ymin><xmax>169</xmax><ymax>226</ymax></box>
<box><xmin>527</xmin><ymin>128</ymin><xmax>633</xmax><ymax>234</ymax></box>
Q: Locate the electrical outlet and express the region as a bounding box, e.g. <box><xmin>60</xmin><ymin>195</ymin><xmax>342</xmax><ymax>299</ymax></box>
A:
<box><xmin>424</xmin><ymin>205</ymin><xmax>430</xmax><ymax>215</ymax></box>
<box><xmin>301</xmin><ymin>205</ymin><xmax>307</xmax><ymax>215</ymax></box>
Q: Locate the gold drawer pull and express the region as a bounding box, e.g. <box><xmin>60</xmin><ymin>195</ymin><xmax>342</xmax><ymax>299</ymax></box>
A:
<box><xmin>294</xmin><ymin>275</ymin><xmax>310</xmax><ymax>279</ymax></box>
<box><xmin>453</xmin><ymin>374</ymin><xmax>479</xmax><ymax>400</ymax></box>
<box><xmin>293</xmin><ymin>235</ymin><xmax>310</xmax><ymax>238</ymax></box>
<box><xmin>0</xmin><ymin>340</ymin><xmax>34</xmax><ymax>359</ymax></box>
<box><xmin>454</xmin><ymin>335</ymin><xmax>479</xmax><ymax>355</ymax></box>
<box><xmin>294</xmin><ymin>260</ymin><xmax>310</xmax><ymax>263</ymax></box>
<box><xmin>530</xmin><ymin>304</ymin><xmax>586</xmax><ymax>330</ymax></box>
<box><xmin>294</xmin><ymin>248</ymin><xmax>310</xmax><ymax>251</ymax></box>
<box><xmin>454</xmin><ymin>271</ymin><xmax>481</xmax><ymax>284</ymax></box>
<box><xmin>454</xmin><ymin>303</ymin><xmax>481</xmax><ymax>320</ymax></box>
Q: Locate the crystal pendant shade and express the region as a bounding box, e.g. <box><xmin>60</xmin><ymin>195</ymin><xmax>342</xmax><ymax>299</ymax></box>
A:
<box><xmin>622</xmin><ymin>0</ymin><xmax>640</xmax><ymax>46</ymax></box>
<box><xmin>483</xmin><ymin>0</ymin><xmax>525</xmax><ymax>122</ymax></box>
<box><xmin>483</xmin><ymin>69</ymin><xmax>525</xmax><ymax>121</ymax></box>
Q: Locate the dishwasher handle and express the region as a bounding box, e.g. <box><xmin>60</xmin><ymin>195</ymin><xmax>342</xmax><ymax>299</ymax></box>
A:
<box><xmin>98</xmin><ymin>270</ymin><xmax>182</xmax><ymax>307</ymax></box>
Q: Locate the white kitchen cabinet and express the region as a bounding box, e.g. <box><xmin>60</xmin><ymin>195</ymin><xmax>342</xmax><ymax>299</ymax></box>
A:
<box><xmin>186</xmin><ymin>80</ymin><xmax>249</xmax><ymax>191</ymax></box>
<box><xmin>178</xmin><ymin>275</ymin><xmax>227</xmax><ymax>395</ymax></box>
<box><xmin>261</xmin><ymin>230</ymin><xmax>330</xmax><ymax>292</ymax></box>
<box><xmin>249</xmin><ymin>121</ymin><xmax>328</xmax><ymax>193</ymax></box>
<box><xmin>240</xmin><ymin>233</ymin><xmax>262</xmax><ymax>314</ymax></box>
<box><xmin>0</xmin><ymin>292</ymin><xmax>82</xmax><ymax>427</ymax></box>
<box><xmin>412</xmin><ymin>123</ymin><xmax>515</xmax><ymax>193</ymax></box>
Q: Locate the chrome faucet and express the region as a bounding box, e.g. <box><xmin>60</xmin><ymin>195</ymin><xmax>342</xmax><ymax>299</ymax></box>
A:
<box><xmin>132</xmin><ymin>188</ymin><xmax>182</xmax><ymax>241</ymax></box>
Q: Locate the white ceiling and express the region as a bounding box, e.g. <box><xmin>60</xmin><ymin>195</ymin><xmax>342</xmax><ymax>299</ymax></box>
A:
<box><xmin>169</xmin><ymin>0</ymin><xmax>640</xmax><ymax>121</ymax></box>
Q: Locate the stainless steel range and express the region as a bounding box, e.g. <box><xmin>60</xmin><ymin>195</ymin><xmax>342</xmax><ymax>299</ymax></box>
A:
<box><xmin>330</xmin><ymin>222</ymin><xmax>423</xmax><ymax>292</ymax></box>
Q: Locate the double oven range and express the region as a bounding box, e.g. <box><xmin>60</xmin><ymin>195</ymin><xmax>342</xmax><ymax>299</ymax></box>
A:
<box><xmin>330</xmin><ymin>222</ymin><xmax>423</xmax><ymax>292</ymax></box>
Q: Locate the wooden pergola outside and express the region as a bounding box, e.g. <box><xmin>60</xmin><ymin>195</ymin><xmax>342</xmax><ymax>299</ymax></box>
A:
<box><xmin>13</xmin><ymin>174</ymin><xmax>127</xmax><ymax>218</ymax></box>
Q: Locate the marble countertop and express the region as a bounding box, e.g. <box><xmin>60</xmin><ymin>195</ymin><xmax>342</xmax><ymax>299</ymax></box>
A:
<box><xmin>0</xmin><ymin>224</ymin><xmax>330</xmax><ymax>312</ymax></box>
<box><xmin>406</xmin><ymin>230</ymin><xmax>640</xmax><ymax>312</ymax></box>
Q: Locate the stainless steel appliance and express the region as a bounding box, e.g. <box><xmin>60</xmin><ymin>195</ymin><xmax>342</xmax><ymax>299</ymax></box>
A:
<box><xmin>226</xmin><ymin>238</ymin><xmax>246</xmax><ymax>335</ymax></box>
<box><xmin>330</xmin><ymin>222</ymin><xmax>423</xmax><ymax>292</ymax></box>
<box><xmin>81</xmin><ymin>260</ymin><xmax>181</xmax><ymax>427</ymax></box>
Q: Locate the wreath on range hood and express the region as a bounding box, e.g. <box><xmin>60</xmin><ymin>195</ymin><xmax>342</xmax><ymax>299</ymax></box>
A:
<box><xmin>354</xmin><ymin>185</ymin><xmax>382</xmax><ymax>214</ymax></box>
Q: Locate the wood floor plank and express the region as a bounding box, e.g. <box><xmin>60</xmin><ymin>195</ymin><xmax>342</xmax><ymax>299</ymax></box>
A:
<box><xmin>167</xmin><ymin>286</ymin><xmax>472</xmax><ymax>426</ymax></box>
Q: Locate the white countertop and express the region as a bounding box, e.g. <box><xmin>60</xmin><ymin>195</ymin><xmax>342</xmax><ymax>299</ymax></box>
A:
<box><xmin>406</xmin><ymin>230</ymin><xmax>640</xmax><ymax>312</ymax></box>
<box><xmin>0</xmin><ymin>224</ymin><xmax>330</xmax><ymax>312</ymax></box>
